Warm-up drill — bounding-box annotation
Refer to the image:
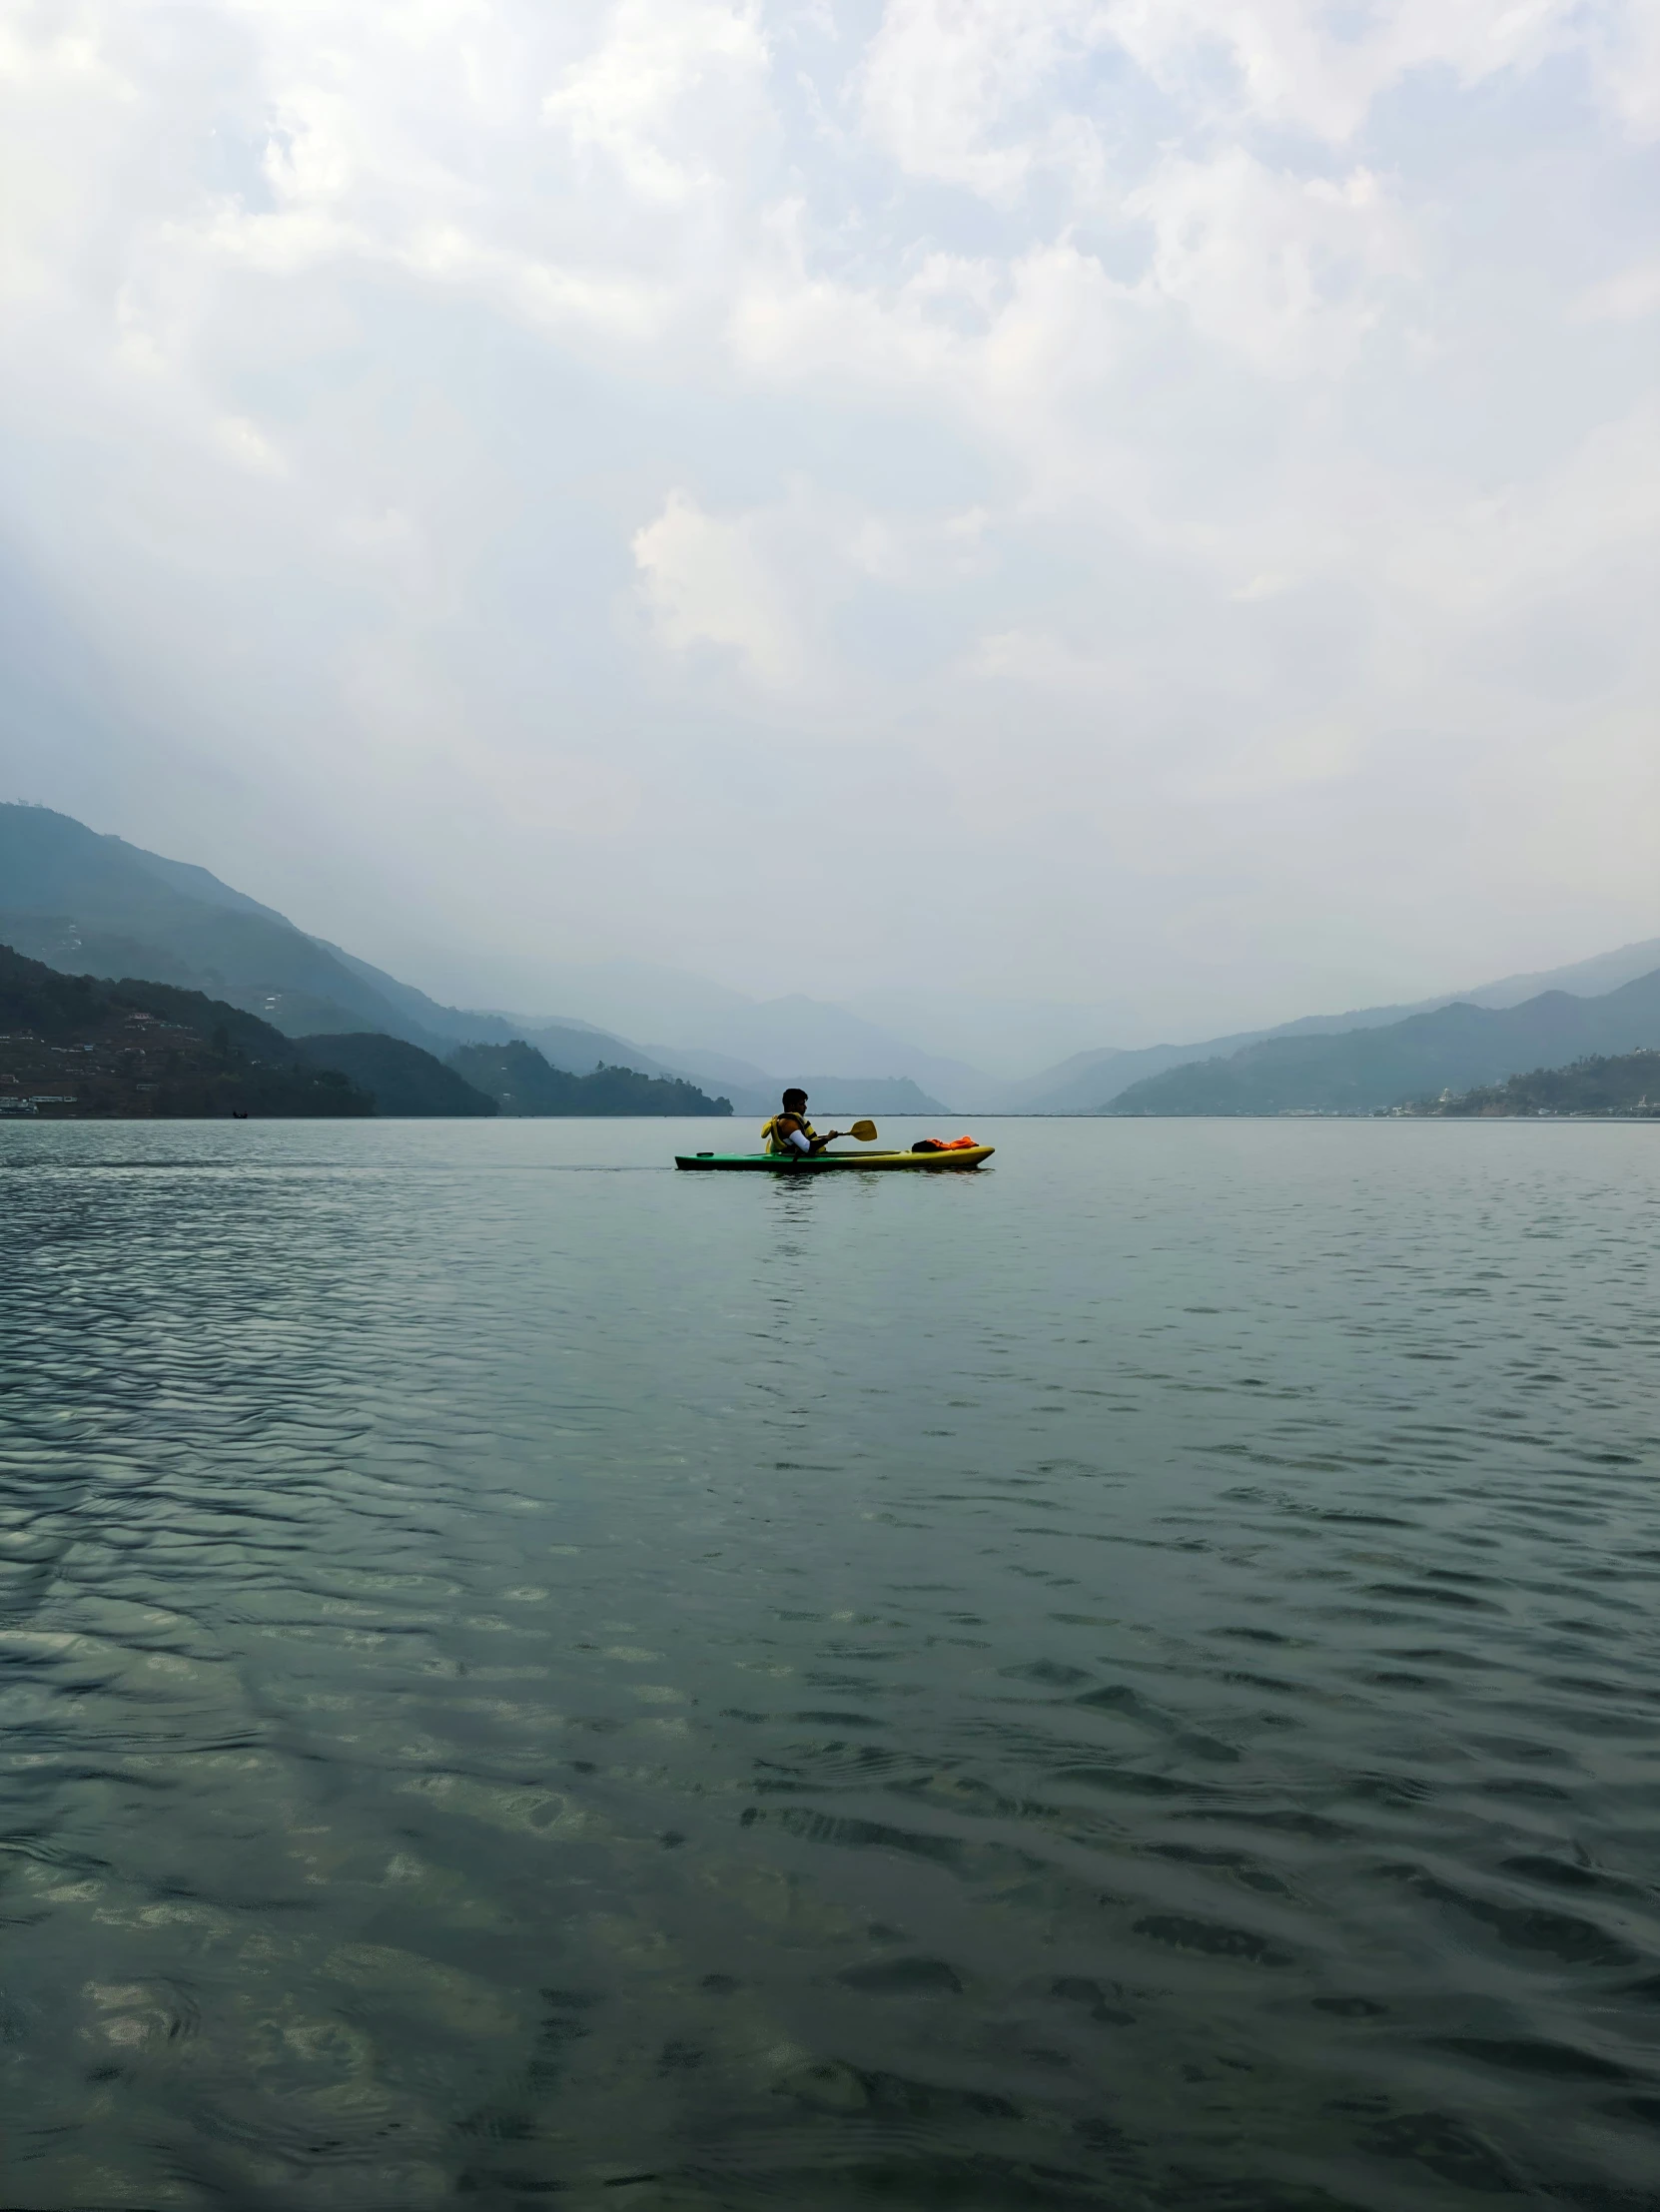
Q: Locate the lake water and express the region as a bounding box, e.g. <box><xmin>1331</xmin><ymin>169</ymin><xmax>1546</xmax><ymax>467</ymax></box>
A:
<box><xmin>2</xmin><ymin>1117</ymin><xmax>1659</xmax><ymax>2211</ymax></box>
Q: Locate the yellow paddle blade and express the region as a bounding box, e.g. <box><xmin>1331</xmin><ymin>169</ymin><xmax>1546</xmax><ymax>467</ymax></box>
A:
<box><xmin>849</xmin><ymin>1118</ymin><xmax>879</xmax><ymax>1142</ymax></box>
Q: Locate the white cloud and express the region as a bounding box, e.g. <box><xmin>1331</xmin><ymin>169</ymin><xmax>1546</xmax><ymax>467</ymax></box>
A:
<box><xmin>1381</xmin><ymin>398</ymin><xmax>1660</xmax><ymax>616</ymax></box>
<box><xmin>213</xmin><ymin>412</ymin><xmax>288</xmax><ymax>475</ymax></box>
<box><xmin>544</xmin><ymin>0</ymin><xmax>769</xmax><ymax>203</ymax></box>
<box><xmin>1177</xmin><ymin>718</ymin><xmax>1364</xmax><ymax>800</ymax></box>
<box><xmin>970</xmin><ymin>627</ymin><xmax>1136</xmax><ymax>694</ymax></box>
<box><xmin>1</xmin><ymin>0</ymin><xmax>1656</xmax><ymax>1026</ymax></box>
<box><xmin>632</xmin><ymin>489</ymin><xmax>803</xmax><ymax>685</ymax></box>
<box><xmin>1574</xmin><ymin>261</ymin><xmax>1660</xmax><ymax>323</ymax></box>
<box><xmin>851</xmin><ymin>0</ymin><xmax>1609</xmax><ymax>197</ymax></box>
<box><xmin>858</xmin><ymin>0</ymin><xmax>1104</xmax><ymax>200</ymax></box>
<box><xmin>850</xmin><ymin>503</ymin><xmax>990</xmax><ymax>586</ymax></box>
<box><xmin>630</xmin><ymin>484</ymin><xmax>997</xmax><ymax>690</ymax></box>
<box><xmin>728</xmin><ymin>228</ymin><xmax>1130</xmax><ymax>499</ymax></box>
<box><xmin>1104</xmin><ymin>0</ymin><xmax>1582</xmax><ymax>143</ymax></box>
<box><xmin>1592</xmin><ymin>0</ymin><xmax>1660</xmax><ymax>138</ymax></box>
<box><xmin>1130</xmin><ymin>150</ymin><xmax>1409</xmax><ymax>373</ymax></box>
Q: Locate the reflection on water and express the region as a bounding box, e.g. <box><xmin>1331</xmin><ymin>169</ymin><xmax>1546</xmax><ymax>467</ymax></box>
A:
<box><xmin>2</xmin><ymin>1116</ymin><xmax>1659</xmax><ymax>2210</ymax></box>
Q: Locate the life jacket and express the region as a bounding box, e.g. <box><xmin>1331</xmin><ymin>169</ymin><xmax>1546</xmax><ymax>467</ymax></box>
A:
<box><xmin>914</xmin><ymin>1134</ymin><xmax>979</xmax><ymax>1151</ymax></box>
<box><xmin>761</xmin><ymin>1111</ymin><xmax>816</xmax><ymax>1155</ymax></box>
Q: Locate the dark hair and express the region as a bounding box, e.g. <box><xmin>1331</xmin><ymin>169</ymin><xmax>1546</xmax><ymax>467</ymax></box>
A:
<box><xmin>781</xmin><ymin>1088</ymin><xmax>807</xmax><ymax>1108</ymax></box>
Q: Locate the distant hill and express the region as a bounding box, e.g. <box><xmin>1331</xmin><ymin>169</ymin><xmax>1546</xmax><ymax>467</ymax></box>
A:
<box><xmin>1403</xmin><ymin>1050</ymin><xmax>1660</xmax><ymax>1118</ymax></box>
<box><xmin>14</xmin><ymin>802</ymin><xmax>1658</xmax><ymax>1118</ymax></box>
<box><xmin>1447</xmin><ymin>940</ymin><xmax>1660</xmax><ymax>1010</ymax></box>
<box><xmin>1107</xmin><ymin>970</ymin><xmax>1660</xmax><ymax>1115</ymax></box>
<box><xmin>302</xmin><ymin>943</ymin><xmax>679</xmax><ymax>1075</ymax></box>
<box><xmin>447</xmin><ymin>1041</ymin><xmax>731</xmax><ymax>1116</ymax></box>
<box><xmin>0</xmin><ymin>942</ymin><xmax>507</xmax><ymax>1117</ymax></box>
<box><xmin>0</xmin><ymin>806</ymin><xmax>456</xmax><ymax>1045</ymax></box>
<box><xmin>293</xmin><ymin>1034</ymin><xmax>496</xmax><ymax>1117</ymax></box>
<box><xmin>436</xmin><ymin>959</ymin><xmax>991</xmax><ymax>1103</ymax></box>
<box><xmin>631</xmin><ymin>992</ymin><xmax>983</xmax><ymax>1106</ymax></box>
<box><xmin>0</xmin><ymin>805</ymin><xmax>820</xmax><ymax>1099</ymax></box>
<box><xmin>0</xmin><ymin>944</ymin><xmax>373</xmax><ymax>1117</ymax></box>
<box><xmin>1016</xmin><ymin>936</ymin><xmax>1660</xmax><ymax>1111</ymax></box>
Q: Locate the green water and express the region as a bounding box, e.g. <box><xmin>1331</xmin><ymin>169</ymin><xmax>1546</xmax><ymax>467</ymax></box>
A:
<box><xmin>2</xmin><ymin>1117</ymin><xmax>1658</xmax><ymax>2210</ymax></box>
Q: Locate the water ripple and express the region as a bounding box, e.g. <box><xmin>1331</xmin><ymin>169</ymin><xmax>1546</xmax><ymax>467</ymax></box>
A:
<box><xmin>2</xmin><ymin>1116</ymin><xmax>1659</xmax><ymax>2208</ymax></box>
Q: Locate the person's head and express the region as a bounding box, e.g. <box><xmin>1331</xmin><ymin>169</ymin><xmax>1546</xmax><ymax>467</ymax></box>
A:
<box><xmin>781</xmin><ymin>1088</ymin><xmax>808</xmax><ymax>1114</ymax></box>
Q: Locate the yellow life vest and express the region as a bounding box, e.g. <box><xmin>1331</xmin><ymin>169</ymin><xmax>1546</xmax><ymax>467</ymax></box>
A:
<box><xmin>760</xmin><ymin>1111</ymin><xmax>816</xmax><ymax>1155</ymax></box>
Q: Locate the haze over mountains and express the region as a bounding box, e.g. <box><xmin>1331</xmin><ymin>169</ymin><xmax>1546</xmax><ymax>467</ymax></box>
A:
<box><xmin>1110</xmin><ymin>971</ymin><xmax>1660</xmax><ymax>1116</ymax></box>
<box><xmin>3</xmin><ymin>804</ymin><xmax>1658</xmax><ymax>1117</ymax></box>
<box><xmin>0</xmin><ymin>805</ymin><xmax>963</xmax><ymax>1114</ymax></box>
<box><xmin>1018</xmin><ymin>938</ymin><xmax>1660</xmax><ymax>1113</ymax></box>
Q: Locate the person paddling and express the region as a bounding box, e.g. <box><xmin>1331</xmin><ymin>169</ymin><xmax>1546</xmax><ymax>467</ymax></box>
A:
<box><xmin>760</xmin><ymin>1088</ymin><xmax>847</xmax><ymax>1160</ymax></box>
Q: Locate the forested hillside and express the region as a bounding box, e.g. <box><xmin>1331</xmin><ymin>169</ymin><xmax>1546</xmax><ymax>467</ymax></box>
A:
<box><xmin>293</xmin><ymin>1034</ymin><xmax>496</xmax><ymax>1117</ymax></box>
<box><xmin>1107</xmin><ymin>971</ymin><xmax>1660</xmax><ymax>1115</ymax></box>
<box><xmin>0</xmin><ymin>945</ymin><xmax>372</xmax><ymax>1117</ymax></box>
<box><xmin>1405</xmin><ymin>1051</ymin><xmax>1660</xmax><ymax>1118</ymax></box>
<box><xmin>448</xmin><ymin>1041</ymin><xmax>730</xmax><ymax>1116</ymax></box>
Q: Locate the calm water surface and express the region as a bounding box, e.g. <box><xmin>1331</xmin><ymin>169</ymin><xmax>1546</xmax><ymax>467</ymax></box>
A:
<box><xmin>2</xmin><ymin>1118</ymin><xmax>1659</xmax><ymax>2211</ymax></box>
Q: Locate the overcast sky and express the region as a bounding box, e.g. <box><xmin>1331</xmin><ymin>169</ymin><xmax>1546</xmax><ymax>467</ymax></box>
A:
<box><xmin>2</xmin><ymin>0</ymin><xmax>1656</xmax><ymax>1045</ymax></box>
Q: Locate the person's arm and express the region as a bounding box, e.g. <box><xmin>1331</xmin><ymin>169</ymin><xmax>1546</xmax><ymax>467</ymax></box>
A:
<box><xmin>777</xmin><ymin>1116</ymin><xmax>842</xmax><ymax>1154</ymax></box>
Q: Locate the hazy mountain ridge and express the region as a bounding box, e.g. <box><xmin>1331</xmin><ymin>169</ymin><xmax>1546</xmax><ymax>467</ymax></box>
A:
<box><xmin>1015</xmin><ymin>1007</ymin><xmax>1460</xmax><ymax>1112</ymax></box>
<box><xmin>402</xmin><ymin>955</ymin><xmax>987</xmax><ymax>1097</ymax></box>
<box><xmin>312</xmin><ymin>941</ymin><xmax>636</xmax><ymax>1063</ymax></box>
<box><xmin>109</xmin><ymin>838</ymin><xmax>298</xmax><ymax>929</ymax></box>
<box><xmin>0</xmin><ymin>808</ymin><xmax>446</xmax><ymax>1046</ymax></box>
<box><xmin>0</xmin><ymin>936</ymin><xmax>735</xmax><ymax>1118</ymax></box>
<box><xmin>0</xmin><ymin>808</ymin><xmax>675</xmax><ymax>1074</ymax></box>
<box><xmin>6</xmin><ymin>805</ymin><xmax>1656</xmax><ymax>1113</ymax></box>
<box><xmin>655</xmin><ymin>994</ymin><xmax>982</xmax><ymax>1106</ymax></box>
<box><xmin>1015</xmin><ymin>938</ymin><xmax>1660</xmax><ymax>1111</ymax></box>
<box><xmin>0</xmin><ymin>806</ymin><xmax>952</xmax><ymax>1103</ymax></box>
<box><xmin>1107</xmin><ymin>972</ymin><xmax>1660</xmax><ymax>1116</ymax></box>
<box><xmin>312</xmin><ymin>944</ymin><xmax>693</xmax><ymax>1083</ymax></box>
<box><xmin>635</xmin><ymin>1044</ymin><xmax>948</xmax><ymax>1117</ymax></box>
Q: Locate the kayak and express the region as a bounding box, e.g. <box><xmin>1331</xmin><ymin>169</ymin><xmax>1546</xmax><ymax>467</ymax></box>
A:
<box><xmin>675</xmin><ymin>1145</ymin><xmax>995</xmax><ymax>1173</ymax></box>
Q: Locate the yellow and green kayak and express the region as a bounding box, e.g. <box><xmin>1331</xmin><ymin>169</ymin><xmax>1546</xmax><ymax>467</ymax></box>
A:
<box><xmin>675</xmin><ymin>1145</ymin><xmax>994</xmax><ymax>1173</ymax></box>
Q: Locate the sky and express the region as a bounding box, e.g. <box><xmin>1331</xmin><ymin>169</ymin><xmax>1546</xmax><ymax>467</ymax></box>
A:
<box><xmin>1</xmin><ymin>0</ymin><xmax>1657</xmax><ymax>1054</ymax></box>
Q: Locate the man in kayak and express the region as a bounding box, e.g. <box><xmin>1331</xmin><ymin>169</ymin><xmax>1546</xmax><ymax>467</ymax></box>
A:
<box><xmin>761</xmin><ymin>1089</ymin><xmax>847</xmax><ymax>1159</ymax></box>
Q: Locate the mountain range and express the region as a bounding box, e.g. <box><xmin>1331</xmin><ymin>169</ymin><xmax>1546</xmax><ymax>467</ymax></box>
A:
<box><xmin>1108</xmin><ymin>970</ymin><xmax>1660</xmax><ymax>1115</ymax></box>
<box><xmin>0</xmin><ymin>806</ymin><xmax>966</xmax><ymax>1113</ymax></box>
<box><xmin>3</xmin><ymin>803</ymin><xmax>1658</xmax><ymax>1116</ymax></box>
<box><xmin>1014</xmin><ymin>938</ymin><xmax>1660</xmax><ymax>1112</ymax></box>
